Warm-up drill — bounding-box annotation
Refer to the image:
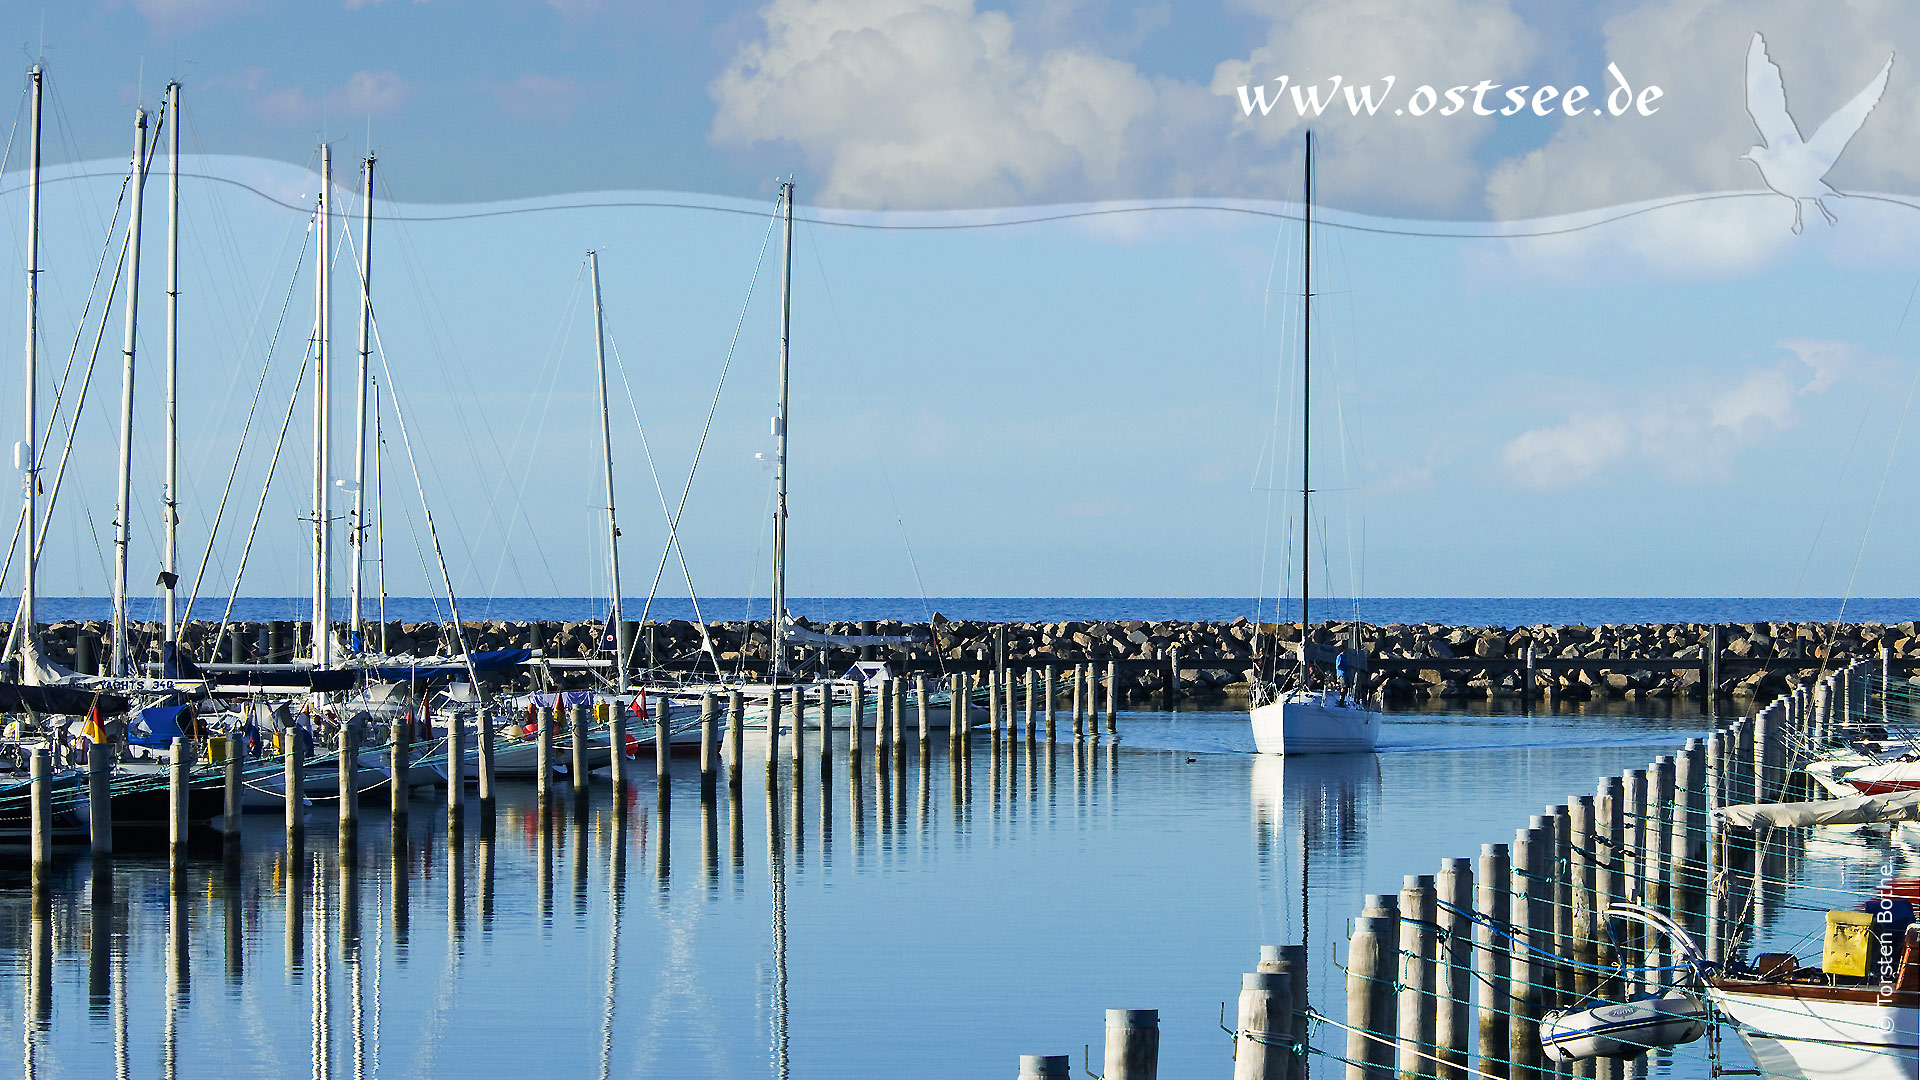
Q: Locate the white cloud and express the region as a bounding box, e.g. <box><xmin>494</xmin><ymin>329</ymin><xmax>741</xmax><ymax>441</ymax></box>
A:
<box><xmin>131</xmin><ymin>0</ymin><xmax>250</xmax><ymax>32</ymax></box>
<box><xmin>1498</xmin><ymin>340</ymin><xmax>1868</xmax><ymax>490</ymax></box>
<box><xmin>252</xmin><ymin>70</ymin><xmax>417</xmax><ymax>127</ymax></box>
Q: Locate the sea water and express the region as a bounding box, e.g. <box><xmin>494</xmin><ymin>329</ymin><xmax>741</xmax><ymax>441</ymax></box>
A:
<box><xmin>0</xmin><ymin>702</ymin><xmax>1899</xmax><ymax>1078</ymax></box>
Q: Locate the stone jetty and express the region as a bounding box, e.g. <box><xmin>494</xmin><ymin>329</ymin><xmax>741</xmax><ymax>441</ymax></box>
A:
<box><xmin>20</xmin><ymin>615</ymin><xmax>1916</xmax><ymax>705</ymax></box>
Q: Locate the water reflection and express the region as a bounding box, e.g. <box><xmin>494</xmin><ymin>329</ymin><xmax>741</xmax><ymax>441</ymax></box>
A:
<box><xmin>3</xmin><ymin>709</ymin><xmax>1734</xmax><ymax>1079</ymax></box>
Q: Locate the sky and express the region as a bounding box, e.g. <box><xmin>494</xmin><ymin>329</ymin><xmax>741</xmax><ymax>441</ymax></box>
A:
<box><xmin>4</xmin><ymin>1</ymin><xmax>1920</xmax><ymax>609</ymax></box>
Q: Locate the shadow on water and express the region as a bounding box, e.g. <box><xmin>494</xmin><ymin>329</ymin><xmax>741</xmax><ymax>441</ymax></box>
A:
<box><xmin>0</xmin><ymin>703</ymin><xmax>1742</xmax><ymax>1079</ymax></box>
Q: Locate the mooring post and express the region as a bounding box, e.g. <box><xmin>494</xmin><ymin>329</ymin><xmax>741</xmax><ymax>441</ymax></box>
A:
<box><xmin>535</xmin><ymin>707</ymin><xmax>553</xmax><ymax>803</ymax></box>
<box><xmin>1549</xmin><ymin>803</ymin><xmax>1572</xmax><ymax>1004</ymax></box>
<box><xmin>1344</xmin><ymin>917</ymin><xmax>1395</xmax><ymax>1080</ymax></box>
<box><xmin>1400</xmin><ymin>874</ymin><xmax>1437</xmax><ymax>1080</ymax></box>
<box><xmin>990</xmin><ymin>664</ymin><xmax>1006</xmax><ymax>737</ymax></box>
<box><xmin>655</xmin><ymin>696</ymin><xmax>671</xmax><ymax>790</ymax></box>
<box><xmin>875</xmin><ymin>684</ymin><xmax>891</xmax><ymax>762</ymax></box>
<box><xmin>89</xmin><ymin>740</ymin><xmax>113</xmax><ymax>857</ymax></box>
<box><xmin>1236</xmin><ymin>970</ymin><xmax>1293</xmax><ymax>1080</ymax></box>
<box><xmin>1812</xmin><ymin>681</ymin><xmax>1831</xmax><ymax>746</ymax></box>
<box><xmin>891</xmin><ymin>679</ymin><xmax>906</xmax><ymax>765</ymax></box>
<box><xmin>819</xmin><ymin>683</ymin><xmax>835</xmax><ymax>781</ymax></box>
<box><xmin>1595</xmin><ymin>775</ymin><xmax>1622</xmax><ymax>972</ymax></box>
<box><xmin>1167</xmin><ymin>646</ymin><xmax>1180</xmax><ymax>708</ymax></box>
<box><xmin>445</xmin><ymin>712</ymin><xmax>464</xmax><ymax>824</ymax></box>
<box><xmin>1043</xmin><ymin>663</ymin><xmax>1057</xmax><ymax>736</ymax></box>
<box><xmin>1510</xmin><ymin>820</ymin><xmax>1549</xmax><ymax>1076</ymax></box>
<box><xmin>768</xmin><ymin>685</ymin><xmax>783</xmax><ymax>768</ymax></box>
<box><xmin>727</xmin><ymin>690</ymin><xmax>744</xmax><ymax>789</ymax></box>
<box><xmin>791</xmin><ymin>689</ymin><xmax>806</xmax><ymax>765</ymax></box>
<box><xmin>1474</xmin><ymin>843</ymin><xmax>1510</xmax><ymax>1077</ymax></box>
<box><xmin>1104</xmin><ymin>1008</ymin><xmax>1159</xmax><ymax>1080</ymax></box>
<box><xmin>30</xmin><ymin>749</ymin><xmax>51</xmax><ymax>876</ymax></box>
<box><xmin>1524</xmin><ymin>645</ymin><xmax>1536</xmax><ymax>709</ymax></box>
<box><xmin>339</xmin><ymin>718</ymin><xmax>360</xmax><ymax>832</ymax></box>
<box><xmin>285</xmin><ymin>725</ymin><xmax>306</xmax><ymax>837</ymax></box>
<box><xmin>849</xmin><ymin>683</ymin><xmax>866</xmax><ymax>766</ymax></box>
<box><xmin>1016</xmin><ymin>1055</ymin><xmax>1071</xmax><ymax>1079</ymax></box>
<box><xmin>223</xmin><ymin>730</ymin><xmax>244</xmax><ymax>846</ymax></box>
<box><xmin>1105</xmin><ymin>659</ymin><xmax>1118</xmax><ymax>733</ymax></box>
<box><xmin>1706</xmin><ymin>625</ymin><xmax>1722</xmax><ymax>722</ymax></box>
<box><xmin>701</xmin><ymin>693</ymin><xmax>718</xmax><ymax>796</ymax></box>
<box><xmin>1732</xmin><ymin>717</ymin><xmax>1754</xmax><ymax>807</ymax></box>
<box><xmin>1753</xmin><ymin>705</ymin><xmax>1779</xmax><ymax>804</ymax></box>
<box><xmin>1568</xmin><ymin>796</ymin><xmax>1597</xmax><ymax>983</ymax></box>
<box><xmin>1622</xmin><ymin>768</ymin><xmax>1647</xmax><ymax>903</ymax></box>
<box><xmin>477</xmin><ymin>710</ymin><xmax>496</xmax><ymax>815</ymax></box>
<box><xmin>1674</xmin><ymin>734</ymin><xmax>1704</xmax><ymax>895</ymax></box>
<box><xmin>1436</xmin><ymin>858</ymin><xmax>1472</xmax><ymax>1080</ymax></box>
<box><xmin>912</xmin><ymin>675</ymin><xmax>927</xmax><ymax>748</ymax></box>
<box><xmin>391</xmin><ymin>718</ymin><xmax>411</xmax><ymax>818</ymax></box>
<box><xmin>1072</xmin><ymin>663</ymin><xmax>1086</xmax><ymax>738</ymax></box>
<box><xmin>168</xmin><ymin>737</ymin><xmax>191</xmax><ymax>863</ymax></box>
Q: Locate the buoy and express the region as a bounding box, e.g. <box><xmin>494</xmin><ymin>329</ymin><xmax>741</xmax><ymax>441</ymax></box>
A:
<box><xmin>1540</xmin><ymin>991</ymin><xmax>1708</xmax><ymax>1060</ymax></box>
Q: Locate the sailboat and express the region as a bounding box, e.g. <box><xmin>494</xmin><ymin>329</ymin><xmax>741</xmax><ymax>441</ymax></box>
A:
<box><xmin>1248</xmin><ymin>131</ymin><xmax>1380</xmax><ymax>757</ymax></box>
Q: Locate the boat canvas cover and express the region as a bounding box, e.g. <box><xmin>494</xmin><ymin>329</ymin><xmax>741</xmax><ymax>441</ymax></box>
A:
<box><xmin>129</xmin><ymin>704</ymin><xmax>195</xmax><ymax>749</ymax></box>
<box><xmin>1717</xmin><ymin>789</ymin><xmax>1920</xmax><ymax>828</ymax></box>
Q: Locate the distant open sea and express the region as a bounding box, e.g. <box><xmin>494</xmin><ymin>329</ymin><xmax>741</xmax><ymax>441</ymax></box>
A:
<box><xmin>16</xmin><ymin>596</ymin><xmax>1920</xmax><ymax>627</ymax></box>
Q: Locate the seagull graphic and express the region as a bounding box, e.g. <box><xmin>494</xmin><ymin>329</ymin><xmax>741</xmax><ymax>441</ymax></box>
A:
<box><xmin>1742</xmin><ymin>32</ymin><xmax>1893</xmax><ymax>233</ymax></box>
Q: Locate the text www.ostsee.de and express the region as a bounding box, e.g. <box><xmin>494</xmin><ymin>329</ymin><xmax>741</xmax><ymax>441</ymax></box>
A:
<box><xmin>1236</xmin><ymin>62</ymin><xmax>1663</xmax><ymax>119</ymax></box>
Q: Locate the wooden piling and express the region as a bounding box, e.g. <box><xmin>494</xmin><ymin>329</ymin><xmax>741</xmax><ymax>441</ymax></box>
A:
<box><xmin>1072</xmin><ymin>664</ymin><xmax>1086</xmax><ymax>738</ymax></box>
<box><xmin>988</xmin><ymin>668</ymin><xmax>1001</xmax><ymax>743</ymax></box>
<box><xmin>29</xmin><ymin>749</ymin><xmax>50</xmax><ymax>875</ymax></box>
<box><xmin>916</xmin><ymin>675</ymin><xmax>930</xmax><ymax>747</ymax></box>
<box><xmin>223</xmin><ymin>732</ymin><xmax>244</xmax><ymax>845</ymax></box>
<box><xmin>819</xmin><ymin>684</ymin><xmax>834</xmax><ymax>780</ymax></box>
<box><xmin>285</xmin><ymin>726</ymin><xmax>305</xmax><ymax>836</ymax></box>
<box><xmin>1753</xmin><ymin>705</ymin><xmax>1779</xmax><ymax>803</ymax></box>
<box><xmin>791</xmin><ymin>690</ymin><xmax>806</xmax><ymax>764</ymax></box>
<box><xmin>1017</xmin><ymin>1055</ymin><xmax>1071</xmax><ymax>1079</ymax></box>
<box><xmin>1105</xmin><ymin>659</ymin><xmax>1118</xmax><ymax>733</ymax></box>
<box><xmin>1043</xmin><ymin>664</ymin><xmax>1057</xmax><ymax>736</ymax></box>
<box><xmin>89</xmin><ymin>741</ymin><xmax>113</xmax><ymax>857</ymax></box>
<box><xmin>850</xmin><ymin>683</ymin><xmax>866</xmax><ymax>766</ymax></box>
<box><xmin>390</xmin><ymin>719</ymin><xmax>410</xmax><ymax>818</ymax></box>
<box><xmin>1595</xmin><ymin>775</ymin><xmax>1622</xmax><ymax>972</ymax></box>
<box><xmin>1509</xmin><ymin>819</ymin><xmax>1550</xmax><ymax>1076</ymax></box>
<box><xmin>1622</xmin><ymin>769</ymin><xmax>1647</xmax><ymax>903</ymax></box>
<box><xmin>1237</xmin><ymin>971</ymin><xmax>1293</xmax><ymax>1080</ymax></box>
<box><xmin>535</xmin><ymin>708</ymin><xmax>554</xmax><ymax>802</ymax></box>
<box><xmin>1474</xmin><ymin>843</ymin><xmax>1510</xmax><ymax>1075</ymax></box>
<box><xmin>339</xmin><ymin>719</ymin><xmax>360</xmax><ymax>831</ymax></box>
<box><xmin>1706</xmin><ymin>625</ymin><xmax>1722</xmax><ymax>721</ymax></box>
<box><xmin>1568</xmin><ymin>796</ymin><xmax>1596</xmax><ymax>979</ymax></box>
<box><xmin>655</xmin><ymin>697</ymin><xmax>671</xmax><ymax>787</ymax></box>
<box><xmin>1399</xmin><ymin>874</ymin><xmax>1437</xmax><ymax>1080</ymax></box>
<box><xmin>1344</xmin><ymin>917</ymin><xmax>1396</xmax><ymax>1080</ymax></box>
<box><xmin>769</xmin><ymin>685</ymin><xmax>783</xmax><ymax>766</ymax></box>
<box><xmin>446</xmin><ymin>712</ymin><xmax>465</xmax><ymax>821</ymax></box>
<box><xmin>701</xmin><ymin>693</ymin><xmax>718</xmax><ymax>795</ymax></box>
<box><xmin>1436</xmin><ymin>858</ymin><xmax>1472</xmax><ymax>1080</ymax></box>
<box><xmin>477</xmin><ymin>710</ymin><xmax>496</xmax><ymax>813</ymax></box>
<box><xmin>727</xmin><ymin>690</ymin><xmax>744</xmax><ymax>788</ymax></box>
<box><xmin>1674</xmin><ymin>740</ymin><xmax>1705</xmax><ymax>899</ymax></box>
<box><xmin>1104</xmin><ymin>1009</ymin><xmax>1159</xmax><ymax>1080</ymax></box>
<box><xmin>1550</xmin><ymin>803</ymin><xmax>1572</xmax><ymax>1003</ymax></box>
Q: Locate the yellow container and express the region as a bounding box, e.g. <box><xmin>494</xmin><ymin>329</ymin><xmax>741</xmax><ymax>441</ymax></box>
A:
<box><xmin>206</xmin><ymin>735</ymin><xmax>228</xmax><ymax>765</ymax></box>
<box><xmin>1824</xmin><ymin>909</ymin><xmax>1874</xmax><ymax>977</ymax></box>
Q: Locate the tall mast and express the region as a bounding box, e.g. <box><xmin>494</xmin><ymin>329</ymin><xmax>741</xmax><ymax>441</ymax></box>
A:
<box><xmin>349</xmin><ymin>154</ymin><xmax>374</xmax><ymax>651</ymax></box>
<box><xmin>1299</xmin><ymin>131</ymin><xmax>1313</xmax><ymax>678</ymax></box>
<box><xmin>163</xmin><ymin>81</ymin><xmax>180</xmax><ymax>644</ymax></box>
<box><xmin>771</xmin><ymin>182</ymin><xmax>793</xmax><ymax>677</ymax></box>
<box><xmin>313</xmin><ymin>144</ymin><xmax>332</xmax><ymax>667</ymax></box>
<box><xmin>111</xmin><ymin>108</ymin><xmax>149</xmax><ymax>677</ymax></box>
<box><xmin>374</xmin><ymin>380</ymin><xmax>386</xmax><ymax>653</ymax></box>
<box><xmin>588</xmin><ymin>251</ymin><xmax>627</xmax><ymax>691</ymax></box>
<box><xmin>19</xmin><ymin>64</ymin><xmax>41</xmax><ymax>680</ymax></box>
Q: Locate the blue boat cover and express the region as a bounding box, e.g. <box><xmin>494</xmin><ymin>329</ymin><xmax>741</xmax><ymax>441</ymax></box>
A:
<box><xmin>129</xmin><ymin>704</ymin><xmax>191</xmax><ymax>749</ymax></box>
<box><xmin>361</xmin><ymin>648</ymin><xmax>533</xmax><ymax>683</ymax></box>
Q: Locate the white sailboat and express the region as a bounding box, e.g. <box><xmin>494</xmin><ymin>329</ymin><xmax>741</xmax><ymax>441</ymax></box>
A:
<box><xmin>1248</xmin><ymin>130</ymin><xmax>1380</xmax><ymax>757</ymax></box>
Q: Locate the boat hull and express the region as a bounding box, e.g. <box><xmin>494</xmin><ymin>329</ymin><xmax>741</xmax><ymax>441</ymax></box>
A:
<box><xmin>1250</xmin><ymin>693</ymin><xmax>1380</xmax><ymax>755</ymax></box>
<box><xmin>1540</xmin><ymin>992</ymin><xmax>1707</xmax><ymax>1060</ymax></box>
<box><xmin>1715</xmin><ymin>985</ymin><xmax>1920</xmax><ymax>1080</ymax></box>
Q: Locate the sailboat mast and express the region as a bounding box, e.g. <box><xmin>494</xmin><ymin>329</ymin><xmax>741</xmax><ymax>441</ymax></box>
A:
<box><xmin>1299</xmin><ymin>131</ymin><xmax>1313</xmax><ymax>677</ymax></box>
<box><xmin>163</xmin><ymin>81</ymin><xmax>180</xmax><ymax>644</ymax></box>
<box><xmin>771</xmin><ymin>181</ymin><xmax>793</xmax><ymax>677</ymax></box>
<box><xmin>111</xmin><ymin>107</ymin><xmax>149</xmax><ymax>677</ymax></box>
<box><xmin>587</xmin><ymin>251</ymin><xmax>627</xmax><ymax>692</ymax></box>
<box><xmin>350</xmin><ymin>154</ymin><xmax>374</xmax><ymax>651</ymax></box>
<box><xmin>313</xmin><ymin>144</ymin><xmax>333</xmax><ymax>667</ymax></box>
<box><xmin>20</xmin><ymin>64</ymin><xmax>41</xmax><ymax>679</ymax></box>
<box><xmin>374</xmin><ymin>380</ymin><xmax>386</xmax><ymax>652</ymax></box>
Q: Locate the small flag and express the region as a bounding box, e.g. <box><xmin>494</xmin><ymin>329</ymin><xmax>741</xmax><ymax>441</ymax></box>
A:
<box><xmin>82</xmin><ymin>703</ymin><xmax>105</xmax><ymax>744</ymax></box>
<box><xmin>630</xmin><ymin>694</ymin><xmax>648</xmax><ymax>721</ymax></box>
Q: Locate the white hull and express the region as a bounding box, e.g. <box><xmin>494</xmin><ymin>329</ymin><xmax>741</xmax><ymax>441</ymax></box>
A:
<box><xmin>1716</xmin><ymin>988</ymin><xmax>1919</xmax><ymax>1080</ymax></box>
<box><xmin>1250</xmin><ymin>692</ymin><xmax>1380</xmax><ymax>755</ymax></box>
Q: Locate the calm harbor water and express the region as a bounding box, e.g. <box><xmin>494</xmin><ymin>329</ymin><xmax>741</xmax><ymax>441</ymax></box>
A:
<box><xmin>0</xmin><ymin>702</ymin><xmax>1899</xmax><ymax>1079</ymax></box>
<box><xmin>20</xmin><ymin>595</ymin><xmax>1920</xmax><ymax>627</ymax></box>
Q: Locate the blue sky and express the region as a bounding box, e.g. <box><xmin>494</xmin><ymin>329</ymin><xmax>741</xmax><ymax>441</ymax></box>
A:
<box><xmin>5</xmin><ymin>2</ymin><xmax>1920</xmax><ymax>608</ymax></box>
